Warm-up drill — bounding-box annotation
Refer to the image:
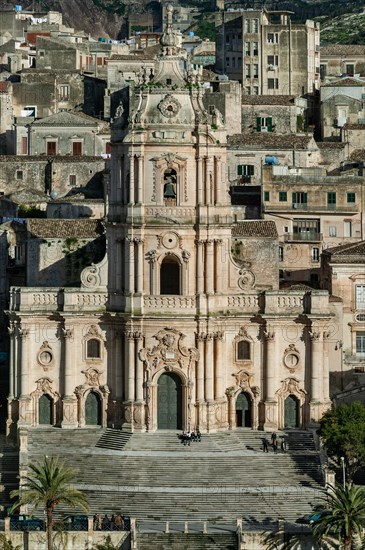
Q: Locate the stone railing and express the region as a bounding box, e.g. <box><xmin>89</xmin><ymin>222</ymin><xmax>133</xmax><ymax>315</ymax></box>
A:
<box><xmin>9</xmin><ymin>288</ymin><xmax>108</xmax><ymax>313</ymax></box>
<box><xmin>143</xmin><ymin>295</ymin><xmax>196</xmax><ymax>311</ymax></box>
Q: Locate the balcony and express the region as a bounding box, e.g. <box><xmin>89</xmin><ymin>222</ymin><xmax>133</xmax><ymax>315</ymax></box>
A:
<box><xmin>284</xmin><ymin>232</ymin><xmax>323</xmax><ymax>242</ymax></box>
<box><xmin>264</xmin><ymin>203</ymin><xmax>358</xmax><ymax>214</ymax></box>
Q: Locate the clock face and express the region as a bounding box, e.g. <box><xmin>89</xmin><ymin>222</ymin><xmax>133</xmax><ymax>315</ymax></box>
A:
<box><xmin>158</xmin><ymin>95</ymin><xmax>181</xmax><ymax>118</ymax></box>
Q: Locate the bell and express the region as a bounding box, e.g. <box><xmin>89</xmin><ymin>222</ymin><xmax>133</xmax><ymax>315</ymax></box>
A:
<box><xmin>164</xmin><ymin>182</ymin><xmax>176</xmax><ymax>198</ymax></box>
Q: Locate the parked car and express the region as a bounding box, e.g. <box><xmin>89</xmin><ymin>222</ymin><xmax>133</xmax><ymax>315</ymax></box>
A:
<box><xmin>54</xmin><ymin>514</ymin><xmax>88</xmax><ymax>531</ymax></box>
<box><xmin>9</xmin><ymin>514</ymin><xmax>45</xmax><ymax>531</ymax></box>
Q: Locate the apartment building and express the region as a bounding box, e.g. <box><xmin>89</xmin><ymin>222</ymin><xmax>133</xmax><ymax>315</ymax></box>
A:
<box><xmin>215</xmin><ymin>8</ymin><xmax>320</xmax><ymax>95</ymax></box>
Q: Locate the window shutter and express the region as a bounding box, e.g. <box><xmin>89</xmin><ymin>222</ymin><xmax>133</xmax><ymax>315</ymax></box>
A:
<box><xmin>267</xmin><ymin>117</ymin><xmax>273</xmax><ymax>132</ymax></box>
<box><xmin>292</xmin><ymin>192</ymin><xmax>296</xmax><ymax>204</ymax></box>
<box><xmin>237</xmin><ymin>165</ymin><xmax>243</xmax><ymax>176</ymax></box>
<box><xmin>256</xmin><ymin>117</ymin><xmax>261</xmax><ymax>132</ymax></box>
<box><xmin>303</xmin><ymin>193</ymin><xmax>307</xmax><ymax>204</ymax></box>
<box><xmin>248</xmin><ymin>165</ymin><xmax>254</xmax><ymax>176</ymax></box>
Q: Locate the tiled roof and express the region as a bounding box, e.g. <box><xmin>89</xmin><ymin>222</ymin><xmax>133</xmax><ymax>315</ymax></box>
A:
<box><xmin>31</xmin><ymin>111</ymin><xmax>101</xmax><ymax>127</ymax></box>
<box><xmin>110</xmin><ymin>53</ymin><xmax>155</xmax><ymax>61</ymax></box>
<box><xmin>350</xmin><ymin>149</ymin><xmax>365</xmax><ymax>162</ymax></box>
<box><xmin>232</xmin><ymin>220</ymin><xmax>278</xmax><ymax>238</ymax></box>
<box><xmin>320</xmin><ymin>45</ymin><xmax>365</xmax><ymax>56</ymax></box>
<box><xmin>242</xmin><ymin>95</ymin><xmax>296</xmax><ymax>105</ymax></box>
<box><xmin>317</xmin><ymin>142</ymin><xmax>346</xmax><ymax>149</ymax></box>
<box><xmin>27</xmin><ymin>219</ymin><xmax>105</xmax><ymax>238</ymax></box>
<box><xmin>322</xmin><ymin>77</ymin><xmax>365</xmax><ymax>87</ymax></box>
<box><xmin>228</xmin><ymin>134</ymin><xmax>314</xmax><ymax>149</ymax></box>
<box><xmin>323</xmin><ymin>240</ymin><xmax>365</xmax><ymax>258</ymax></box>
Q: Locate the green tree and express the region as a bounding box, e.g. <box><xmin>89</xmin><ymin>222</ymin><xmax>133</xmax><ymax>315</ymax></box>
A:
<box><xmin>0</xmin><ymin>534</ymin><xmax>22</xmax><ymax>550</ymax></box>
<box><xmin>10</xmin><ymin>456</ymin><xmax>89</xmax><ymax>550</ymax></box>
<box><xmin>313</xmin><ymin>484</ymin><xmax>365</xmax><ymax>550</ymax></box>
<box><xmin>94</xmin><ymin>535</ymin><xmax>120</xmax><ymax>549</ymax></box>
<box><xmin>319</xmin><ymin>401</ymin><xmax>365</xmax><ymax>480</ymax></box>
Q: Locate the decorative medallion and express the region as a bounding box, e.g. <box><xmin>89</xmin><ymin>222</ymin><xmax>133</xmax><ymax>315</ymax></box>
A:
<box><xmin>158</xmin><ymin>94</ymin><xmax>181</xmax><ymax>118</ymax></box>
<box><xmin>161</xmin><ymin>232</ymin><xmax>179</xmax><ymax>249</ymax></box>
<box><xmin>37</xmin><ymin>341</ymin><xmax>54</xmax><ymax>371</ymax></box>
<box><xmin>283</xmin><ymin>344</ymin><xmax>301</xmax><ymax>373</ymax></box>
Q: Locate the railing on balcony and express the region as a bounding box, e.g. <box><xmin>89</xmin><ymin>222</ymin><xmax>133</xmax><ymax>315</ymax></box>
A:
<box><xmin>284</xmin><ymin>232</ymin><xmax>323</xmax><ymax>242</ymax></box>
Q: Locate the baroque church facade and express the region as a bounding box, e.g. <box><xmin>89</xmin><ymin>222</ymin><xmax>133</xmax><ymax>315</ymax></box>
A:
<box><xmin>6</xmin><ymin>7</ymin><xmax>333</xmax><ymax>437</ymax></box>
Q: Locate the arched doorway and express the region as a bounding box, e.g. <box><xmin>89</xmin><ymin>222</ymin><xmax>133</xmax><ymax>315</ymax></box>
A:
<box><xmin>39</xmin><ymin>394</ymin><xmax>53</xmax><ymax>425</ymax></box>
<box><xmin>235</xmin><ymin>392</ymin><xmax>252</xmax><ymax>427</ymax></box>
<box><xmin>85</xmin><ymin>391</ymin><xmax>102</xmax><ymax>426</ymax></box>
<box><xmin>157</xmin><ymin>372</ymin><xmax>182</xmax><ymax>430</ymax></box>
<box><xmin>160</xmin><ymin>257</ymin><xmax>180</xmax><ymax>295</ymax></box>
<box><xmin>284</xmin><ymin>395</ymin><xmax>299</xmax><ymax>428</ymax></box>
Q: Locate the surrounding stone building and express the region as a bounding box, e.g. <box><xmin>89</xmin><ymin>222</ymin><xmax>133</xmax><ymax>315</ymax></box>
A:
<box><xmin>262</xmin><ymin>164</ymin><xmax>365</xmax><ymax>284</ymax></box>
<box><xmin>321</xmin><ymin>241</ymin><xmax>365</xmax><ymax>393</ymax></box>
<box><xmin>320</xmin><ymin>44</ymin><xmax>365</xmax><ymax>81</ymax></box>
<box><xmin>6</xmin><ymin>9</ymin><xmax>333</xmax><ymax>438</ymax></box>
<box><xmin>241</xmin><ymin>95</ymin><xmax>308</xmax><ymax>135</ymax></box>
<box><xmin>215</xmin><ymin>8</ymin><xmax>320</xmax><ymax>96</ymax></box>
<box><xmin>320</xmin><ymin>76</ymin><xmax>365</xmax><ymax>140</ymax></box>
<box><xmin>14</xmin><ymin>110</ymin><xmax>110</xmax><ymax>157</ymax></box>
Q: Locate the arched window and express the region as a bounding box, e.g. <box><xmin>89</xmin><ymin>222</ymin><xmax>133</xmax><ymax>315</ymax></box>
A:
<box><xmin>163</xmin><ymin>168</ymin><xmax>177</xmax><ymax>205</ymax></box>
<box><xmin>160</xmin><ymin>257</ymin><xmax>180</xmax><ymax>295</ymax></box>
<box><xmin>39</xmin><ymin>394</ymin><xmax>53</xmax><ymax>425</ymax></box>
<box><xmin>87</xmin><ymin>339</ymin><xmax>101</xmax><ymax>359</ymax></box>
<box><xmin>237</xmin><ymin>340</ymin><xmax>251</xmax><ymax>360</ymax></box>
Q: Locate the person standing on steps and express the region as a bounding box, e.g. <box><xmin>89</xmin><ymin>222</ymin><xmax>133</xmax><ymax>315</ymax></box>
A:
<box><xmin>262</xmin><ymin>437</ymin><xmax>269</xmax><ymax>452</ymax></box>
<box><xmin>280</xmin><ymin>438</ymin><xmax>287</xmax><ymax>453</ymax></box>
<box><xmin>271</xmin><ymin>432</ymin><xmax>277</xmax><ymax>448</ymax></box>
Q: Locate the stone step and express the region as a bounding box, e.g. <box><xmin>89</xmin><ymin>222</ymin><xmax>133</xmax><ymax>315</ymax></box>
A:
<box><xmin>137</xmin><ymin>532</ymin><xmax>238</xmax><ymax>550</ymax></box>
<box><xmin>95</xmin><ymin>429</ymin><xmax>132</xmax><ymax>451</ymax></box>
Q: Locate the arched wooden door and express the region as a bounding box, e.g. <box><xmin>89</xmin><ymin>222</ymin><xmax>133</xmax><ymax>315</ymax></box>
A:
<box><xmin>157</xmin><ymin>372</ymin><xmax>182</xmax><ymax>430</ymax></box>
<box><xmin>235</xmin><ymin>392</ymin><xmax>252</xmax><ymax>427</ymax></box>
<box><xmin>39</xmin><ymin>394</ymin><xmax>53</xmax><ymax>425</ymax></box>
<box><xmin>85</xmin><ymin>391</ymin><xmax>101</xmax><ymax>425</ymax></box>
<box><xmin>284</xmin><ymin>395</ymin><xmax>299</xmax><ymax>428</ymax></box>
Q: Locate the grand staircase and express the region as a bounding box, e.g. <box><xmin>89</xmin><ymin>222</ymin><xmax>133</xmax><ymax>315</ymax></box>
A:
<box><xmin>21</xmin><ymin>428</ymin><xmax>323</xmax><ymax>532</ymax></box>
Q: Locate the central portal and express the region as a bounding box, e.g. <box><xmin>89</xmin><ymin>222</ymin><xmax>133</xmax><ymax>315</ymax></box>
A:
<box><xmin>157</xmin><ymin>372</ymin><xmax>182</xmax><ymax>430</ymax></box>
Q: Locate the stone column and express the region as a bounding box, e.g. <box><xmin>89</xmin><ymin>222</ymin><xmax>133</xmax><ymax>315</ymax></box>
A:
<box><xmin>196</xmin><ymin>240</ymin><xmax>204</xmax><ymax>294</ymax></box>
<box><xmin>136</xmin><ymin>238</ymin><xmax>144</xmax><ymax>294</ymax></box>
<box><xmin>309</xmin><ymin>331</ymin><xmax>322</xmax><ymax>425</ymax></box>
<box><xmin>204</xmin><ymin>156</ymin><xmax>211</xmax><ymax>205</ymax></box>
<box><xmin>126</xmin><ymin>237</ymin><xmax>135</xmax><ymax>294</ymax></box>
<box><xmin>8</xmin><ymin>323</ymin><xmax>15</xmax><ymax>399</ymax></box>
<box><xmin>114</xmin><ymin>329</ymin><xmax>123</xmax><ymax>400</ymax></box>
<box><xmin>126</xmin><ymin>332</ymin><xmax>135</xmax><ymax>402</ymax></box>
<box><xmin>19</xmin><ymin>327</ymin><xmax>29</xmax><ymax>398</ymax></box>
<box><xmin>136</xmin><ymin>154</ymin><xmax>143</xmax><ymax>204</ymax></box>
<box><xmin>128</xmin><ymin>153</ymin><xmax>135</xmax><ymax>204</ymax></box>
<box><xmin>115</xmin><ymin>239</ymin><xmax>122</xmax><ymax>291</ymax></box>
<box><xmin>196</xmin><ymin>334</ymin><xmax>205</xmax><ymax>402</ymax></box>
<box><xmin>123</xmin><ymin>331</ymin><xmax>135</xmax><ymax>432</ymax></box>
<box><xmin>62</xmin><ymin>327</ymin><xmax>78</xmax><ymax>429</ymax></box>
<box><xmin>214</xmin><ymin>332</ymin><xmax>224</xmax><ymax>399</ymax></box>
<box><xmin>197</xmin><ymin>156</ymin><xmax>203</xmax><ymax>204</ymax></box>
<box><xmin>310</xmin><ymin>331</ymin><xmax>322</xmax><ymax>403</ymax></box>
<box><xmin>215</xmin><ymin>156</ymin><xmax>221</xmax><ymax>205</ymax></box>
<box><xmin>215</xmin><ymin>240</ymin><xmax>223</xmax><ymax>294</ymax></box>
<box><xmin>147</xmin><ymin>250</ymin><xmax>157</xmax><ymax>295</ymax></box>
<box><xmin>134</xmin><ymin>332</ymin><xmax>145</xmax><ymax>431</ymax></box>
<box><xmin>204</xmin><ymin>334</ymin><xmax>214</xmax><ymax>402</ymax></box>
<box><xmin>205</xmin><ymin>240</ymin><xmax>214</xmax><ymax>294</ymax></box>
<box><xmin>264</xmin><ymin>329</ymin><xmax>278</xmax><ymax>430</ymax></box>
<box><xmin>323</xmin><ymin>331</ymin><xmax>331</xmax><ymax>403</ymax></box>
<box><xmin>63</xmin><ymin>327</ymin><xmax>74</xmax><ymax>397</ymax></box>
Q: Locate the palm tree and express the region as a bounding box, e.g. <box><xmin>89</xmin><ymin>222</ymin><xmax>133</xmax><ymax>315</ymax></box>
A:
<box><xmin>313</xmin><ymin>483</ymin><xmax>365</xmax><ymax>550</ymax></box>
<box><xmin>10</xmin><ymin>455</ymin><xmax>89</xmax><ymax>550</ymax></box>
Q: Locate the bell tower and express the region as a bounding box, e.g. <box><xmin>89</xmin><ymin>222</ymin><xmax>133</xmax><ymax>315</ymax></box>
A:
<box><xmin>107</xmin><ymin>4</ymin><xmax>241</xmax><ymax>432</ymax></box>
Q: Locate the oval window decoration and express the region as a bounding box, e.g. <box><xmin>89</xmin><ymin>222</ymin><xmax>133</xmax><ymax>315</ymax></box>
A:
<box><xmin>283</xmin><ymin>344</ymin><xmax>300</xmax><ymax>373</ymax></box>
<box><xmin>158</xmin><ymin>94</ymin><xmax>181</xmax><ymax>118</ymax></box>
<box><xmin>37</xmin><ymin>341</ymin><xmax>54</xmax><ymax>370</ymax></box>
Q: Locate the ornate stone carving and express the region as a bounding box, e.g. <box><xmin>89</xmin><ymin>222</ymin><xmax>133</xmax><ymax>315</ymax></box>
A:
<box><xmin>276</xmin><ymin>377</ymin><xmax>307</xmax><ymax>399</ymax></box>
<box><xmin>31</xmin><ymin>377</ymin><xmax>60</xmax><ymax>400</ymax></box>
<box><xmin>158</xmin><ymin>94</ymin><xmax>181</xmax><ymax>118</ymax></box>
<box><xmin>81</xmin><ymin>367</ymin><xmax>102</xmax><ymax>387</ymax></box>
<box><xmin>81</xmin><ymin>264</ymin><xmax>101</xmax><ymax>288</ymax></box>
<box><xmin>139</xmin><ymin>328</ymin><xmax>199</xmax><ymax>376</ymax></box>
<box><xmin>238</xmin><ymin>269</ymin><xmax>255</xmax><ymax>291</ymax></box>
